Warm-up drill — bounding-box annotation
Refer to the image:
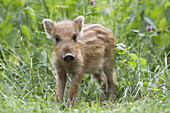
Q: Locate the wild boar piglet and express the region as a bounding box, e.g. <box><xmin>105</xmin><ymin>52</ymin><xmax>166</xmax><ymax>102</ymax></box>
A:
<box><xmin>43</xmin><ymin>16</ymin><xmax>116</xmax><ymax>106</ymax></box>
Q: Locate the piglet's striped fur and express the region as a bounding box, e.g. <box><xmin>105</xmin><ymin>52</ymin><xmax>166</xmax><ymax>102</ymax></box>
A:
<box><xmin>43</xmin><ymin>16</ymin><xmax>116</xmax><ymax>106</ymax></box>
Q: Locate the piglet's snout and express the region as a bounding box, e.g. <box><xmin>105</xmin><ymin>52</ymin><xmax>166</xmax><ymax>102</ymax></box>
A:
<box><xmin>63</xmin><ymin>52</ymin><xmax>75</xmax><ymax>63</ymax></box>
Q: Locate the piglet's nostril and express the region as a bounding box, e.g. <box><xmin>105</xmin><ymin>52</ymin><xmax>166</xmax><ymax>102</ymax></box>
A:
<box><xmin>63</xmin><ymin>52</ymin><xmax>75</xmax><ymax>63</ymax></box>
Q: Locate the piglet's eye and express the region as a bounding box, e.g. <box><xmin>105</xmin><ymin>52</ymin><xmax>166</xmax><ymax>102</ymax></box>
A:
<box><xmin>72</xmin><ymin>34</ymin><xmax>77</xmax><ymax>42</ymax></box>
<box><xmin>54</xmin><ymin>35</ymin><xmax>61</xmax><ymax>43</ymax></box>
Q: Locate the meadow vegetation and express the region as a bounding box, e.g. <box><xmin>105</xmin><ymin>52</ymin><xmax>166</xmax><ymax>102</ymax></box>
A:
<box><xmin>0</xmin><ymin>0</ymin><xmax>169</xmax><ymax>112</ymax></box>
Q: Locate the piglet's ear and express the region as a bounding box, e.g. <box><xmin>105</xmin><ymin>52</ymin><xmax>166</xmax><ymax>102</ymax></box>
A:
<box><xmin>73</xmin><ymin>16</ymin><xmax>84</xmax><ymax>33</ymax></box>
<box><xmin>43</xmin><ymin>19</ymin><xmax>54</xmax><ymax>38</ymax></box>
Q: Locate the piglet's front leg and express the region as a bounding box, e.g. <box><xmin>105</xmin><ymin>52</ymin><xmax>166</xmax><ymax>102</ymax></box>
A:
<box><xmin>67</xmin><ymin>73</ymin><xmax>84</xmax><ymax>106</ymax></box>
<box><xmin>56</xmin><ymin>71</ymin><xmax>67</xmax><ymax>103</ymax></box>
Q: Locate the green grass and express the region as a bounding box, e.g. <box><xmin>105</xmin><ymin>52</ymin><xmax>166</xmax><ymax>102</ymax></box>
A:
<box><xmin>0</xmin><ymin>0</ymin><xmax>170</xmax><ymax>112</ymax></box>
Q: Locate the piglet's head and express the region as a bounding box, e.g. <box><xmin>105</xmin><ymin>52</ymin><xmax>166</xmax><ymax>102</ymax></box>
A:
<box><xmin>43</xmin><ymin>16</ymin><xmax>84</xmax><ymax>63</ymax></box>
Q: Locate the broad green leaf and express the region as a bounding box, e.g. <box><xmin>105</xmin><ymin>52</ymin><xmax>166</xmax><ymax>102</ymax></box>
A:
<box><xmin>0</xmin><ymin>14</ymin><xmax>13</xmax><ymax>40</ymax></box>
<box><xmin>143</xmin><ymin>81</ymin><xmax>148</xmax><ymax>86</ymax></box>
<box><xmin>159</xmin><ymin>18</ymin><xmax>166</xmax><ymax>29</ymax></box>
<box><xmin>21</xmin><ymin>25</ymin><xmax>31</xmax><ymax>39</ymax></box>
<box><xmin>139</xmin><ymin>57</ymin><xmax>146</xmax><ymax>67</ymax></box>
<box><xmin>165</xmin><ymin>6</ymin><xmax>170</xmax><ymax>25</ymax></box>
<box><xmin>0</xmin><ymin>6</ymin><xmax>3</xmax><ymax>22</ymax></box>
<box><xmin>26</xmin><ymin>6</ymin><xmax>36</xmax><ymax>30</ymax></box>
<box><xmin>128</xmin><ymin>53</ymin><xmax>137</xmax><ymax>69</ymax></box>
<box><xmin>3</xmin><ymin>14</ymin><xmax>12</xmax><ymax>27</ymax></box>
<box><xmin>158</xmin><ymin>33</ymin><xmax>170</xmax><ymax>48</ymax></box>
<box><xmin>129</xmin><ymin>53</ymin><xmax>137</xmax><ymax>61</ymax></box>
<box><xmin>144</xmin><ymin>16</ymin><xmax>157</xmax><ymax>29</ymax></box>
<box><xmin>0</xmin><ymin>23</ymin><xmax>12</xmax><ymax>40</ymax></box>
<box><xmin>128</xmin><ymin>53</ymin><xmax>147</xmax><ymax>69</ymax></box>
<box><xmin>129</xmin><ymin>14</ymin><xmax>136</xmax><ymax>25</ymax></box>
<box><xmin>7</xmin><ymin>29</ymin><xmax>18</xmax><ymax>47</ymax></box>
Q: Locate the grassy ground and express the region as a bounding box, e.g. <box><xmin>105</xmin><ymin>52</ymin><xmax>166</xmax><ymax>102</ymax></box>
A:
<box><xmin>0</xmin><ymin>0</ymin><xmax>170</xmax><ymax>112</ymax></box>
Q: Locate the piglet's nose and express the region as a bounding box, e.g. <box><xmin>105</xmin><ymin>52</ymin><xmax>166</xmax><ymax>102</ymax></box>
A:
<box><xmin>63</xmin><ymin>52</ymin><xmax>75</xmax><ymax>63</ymax></box>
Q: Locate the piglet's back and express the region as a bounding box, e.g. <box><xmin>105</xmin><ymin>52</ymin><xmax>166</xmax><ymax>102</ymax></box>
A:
<box><xmin>82</xmin><ymin>24</ymin><xmax>115</xmax><ymax>45</ymax></box>
<box><xmin>80</xmin><ymin>24</ymin><xmax>115</xmax><ymax>74</ymax></box>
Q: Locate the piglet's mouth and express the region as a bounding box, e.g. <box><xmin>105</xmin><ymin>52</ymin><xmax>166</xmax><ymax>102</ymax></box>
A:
<box><xmin>63</xmin><ymin>52</ymin><xmax>75</xmax><ymax>63</ymax></box>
